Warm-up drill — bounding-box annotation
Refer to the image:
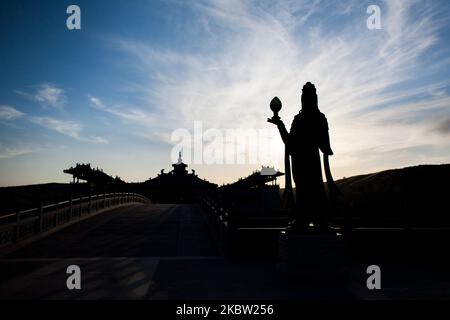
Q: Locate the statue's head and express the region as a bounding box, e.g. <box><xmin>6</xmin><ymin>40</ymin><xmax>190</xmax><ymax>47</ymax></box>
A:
<box><xmin>301</xmin><ymin>82</ymin><xmax>318</xmax><ymax>112</ymax></box>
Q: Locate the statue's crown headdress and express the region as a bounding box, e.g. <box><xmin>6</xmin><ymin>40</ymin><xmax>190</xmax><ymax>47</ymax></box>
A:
<box><xmin>302</xmin><ymin>82</ymin><xmax>316</xmax><ymax>94</ymax></box>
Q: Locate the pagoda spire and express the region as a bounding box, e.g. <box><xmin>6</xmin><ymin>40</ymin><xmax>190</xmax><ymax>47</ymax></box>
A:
<box><xmin>172</xmin><ymin>149</ymin><xmax>187</xmax><ymax>174</ymax></box>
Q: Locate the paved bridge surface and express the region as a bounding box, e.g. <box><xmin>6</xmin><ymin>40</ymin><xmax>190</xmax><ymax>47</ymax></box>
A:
<box><xmin>1</xmin><ymin>203</ymin><xmax>449</xmax><ymax>299</ymax></box>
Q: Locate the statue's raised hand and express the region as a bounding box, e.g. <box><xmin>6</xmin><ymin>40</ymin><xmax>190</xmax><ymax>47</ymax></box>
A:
<box><xmin>267</xmin><ymin>117</ymin><xmax>283</xmax><ymax>126</ymax></box>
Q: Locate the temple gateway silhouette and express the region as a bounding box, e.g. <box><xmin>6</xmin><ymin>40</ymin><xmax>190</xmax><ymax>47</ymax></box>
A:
<box><xmin>143</xmin><ymin>152</ymin><xmax>217</xmax><ymax>203</ymax></box>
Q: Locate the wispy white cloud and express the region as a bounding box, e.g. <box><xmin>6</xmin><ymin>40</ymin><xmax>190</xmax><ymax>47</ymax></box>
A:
<box><xmin>89</xmin><ymin>95</ymin><xmax>106</xmax><ymax>109</ymax></box>
<box><xmin>109</xmin><ymin>0</ymin><xmax>450</xmax><ymax>178</ymax></box>
<box><xmin>31</xmin><ymin>117</ymin><xmax>81</xmax><ymax>139</ymax></box>
<box><xmin>0</xmin><ymin>146</ymin><xmax>35</xmax><ymax>159</ymax></box>
<box><xmin>0</xmin><ymin>105</ymin><xmax>25</xmax><ymax>120</ymax></box>
<box><xmin>88</xmin><ymin>95</ymin><xmax>156</xmax><ymax>127</ymax></box>
<box><xmin>34</xmin><ymin>83</ymin><xmax>66</xmax><ymax>109</ymax></box>
<box><xmin>31</xmin><ymin>117</ymin><xmax>108</xmax><ymax>144</ymax></box>
<box><xmin>93</xmin><ymin>136</ymin><xmax>109</xmax><ymax>144</ymax></box>
<box><xmin>17</xmin><ymin>83</ymin><xmax>67</xmax><ymax>110</ymax></box>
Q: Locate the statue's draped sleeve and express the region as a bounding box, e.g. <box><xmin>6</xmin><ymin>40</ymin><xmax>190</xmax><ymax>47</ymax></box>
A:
<box><xmin>276</xmin><ymin>122</ymin><xmax>291</xmax><ymax>152</ymax></box>
<box><xmin>319</xmin><ymin>115</ymin><xmax>333</xmax><ymax>156</ymax></box>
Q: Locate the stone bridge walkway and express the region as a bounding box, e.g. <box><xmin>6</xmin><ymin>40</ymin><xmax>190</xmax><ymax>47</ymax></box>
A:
<box><xmin>1</xmin><ymin>204</ymin><xmax>447</xmax><ymax>299</ymax></box>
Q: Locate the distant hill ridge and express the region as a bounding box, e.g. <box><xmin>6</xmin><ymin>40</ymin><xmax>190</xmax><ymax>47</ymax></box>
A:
<box><xmin>337</xmin><ymin>163</ymin><xmax>450</xmax><ymax>194</ymax></box>
<box><xmin>335</xmin><ymin>164</ymin><xmax>450</xmax><ymax>221</ymax></box>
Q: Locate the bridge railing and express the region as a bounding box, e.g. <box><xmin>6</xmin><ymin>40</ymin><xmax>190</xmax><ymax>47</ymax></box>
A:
<box><xmin>198</xmin><ymin>194</ymin><xmax>230</xmax><ymax>255</ymax></box>
<box><xmin>0</xmin><ymin>192</ymin><xmax>150</xmax><ymax>252</ymax></box>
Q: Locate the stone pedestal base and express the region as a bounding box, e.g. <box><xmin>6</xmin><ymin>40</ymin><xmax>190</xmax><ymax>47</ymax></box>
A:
<box><xmin>278</xmin><ymin>231</ymin><xmax>346</xmax><ymax>283</ymax></box>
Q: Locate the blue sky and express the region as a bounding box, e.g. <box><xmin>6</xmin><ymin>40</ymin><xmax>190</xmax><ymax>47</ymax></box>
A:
<box><xmin>1</xmin><ymin>0</ymin><xmax>450</xmax><ymax>186</ymax></box>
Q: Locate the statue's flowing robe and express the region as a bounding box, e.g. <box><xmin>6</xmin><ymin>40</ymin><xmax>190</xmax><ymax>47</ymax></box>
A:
<box><xmin>278</xmin><ymin>109</ymin><xmax>332</xmax><ymax>226</ymax></box>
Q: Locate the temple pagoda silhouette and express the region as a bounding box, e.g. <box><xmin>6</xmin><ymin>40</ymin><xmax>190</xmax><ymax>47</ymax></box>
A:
<box><xmin>63</xmin><ymin>163</ymin><xmax>125</xmax><ymax>194</ymax></box>
<box><xmin>144</xmin><ymin>152</ymin><xmax>217</xmax><ymax>203</ymax></box>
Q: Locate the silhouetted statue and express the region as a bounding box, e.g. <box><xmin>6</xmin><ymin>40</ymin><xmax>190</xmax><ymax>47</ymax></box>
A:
<box><xmin>268</xmin><ymin>82</ymin><xmax>334</xmax><ymax>232</ymax></box>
